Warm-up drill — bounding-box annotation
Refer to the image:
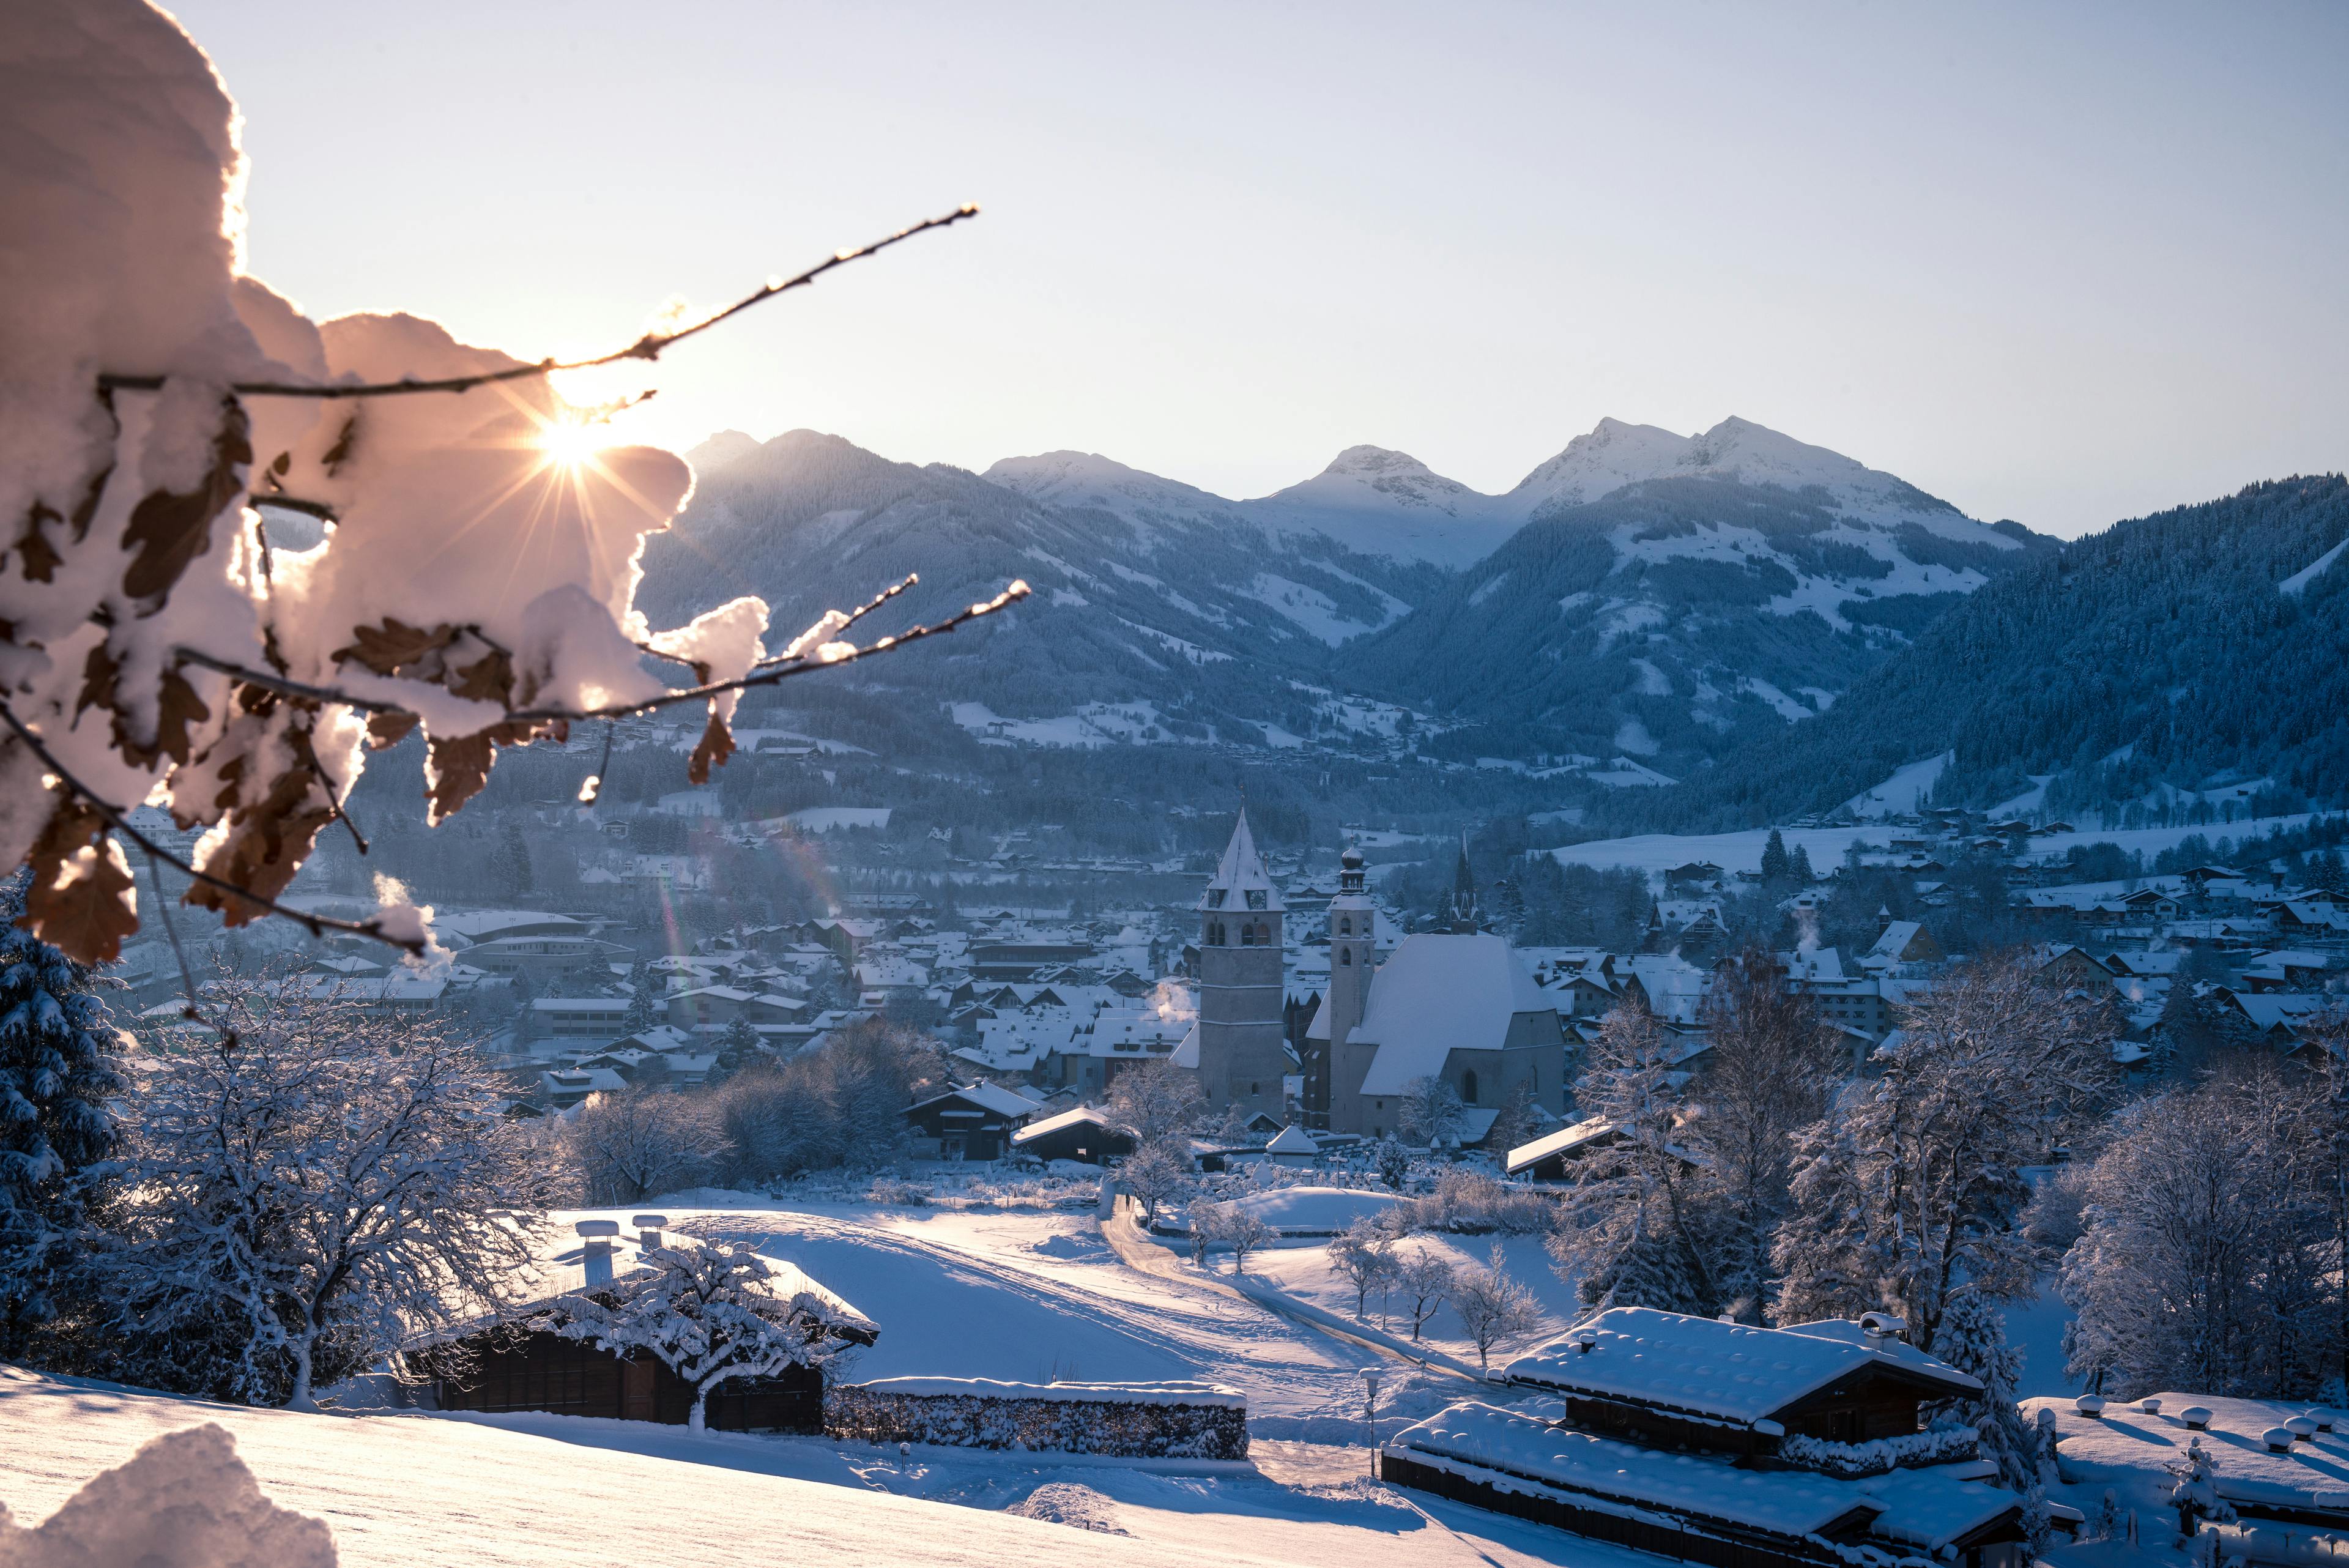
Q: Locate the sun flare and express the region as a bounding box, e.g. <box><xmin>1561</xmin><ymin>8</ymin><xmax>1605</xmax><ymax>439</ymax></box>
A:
<box><xmin>536</xmin><ymin>412</ymin><xmax>609</xmax><ymax>469</ymax></box>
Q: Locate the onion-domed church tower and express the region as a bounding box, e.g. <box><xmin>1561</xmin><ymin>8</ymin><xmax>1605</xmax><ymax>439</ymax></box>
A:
<box><xmin>1196</xmin><ymin>810</ymin><xmax>1288</xmax><ymax>1118</ymax></box>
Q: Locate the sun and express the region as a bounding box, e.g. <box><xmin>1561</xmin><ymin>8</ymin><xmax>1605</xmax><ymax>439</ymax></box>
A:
<box><xmin>537</xmin><ymin>412</ymin><xmax>609</xmax><ymax>469</ymax></box>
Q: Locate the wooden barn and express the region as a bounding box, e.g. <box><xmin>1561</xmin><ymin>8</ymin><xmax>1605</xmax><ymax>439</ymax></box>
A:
<box><xmin>1011</xmin><ymin>1105</ymin><xmax>1136</xmax><ymax>1164</ymax></box>
<box><xmin>414</xmin><ymin>1217</ymin><xmax>876</xmax><ymax>1435</ymax></box>
<box><xmin>902</xmin><ymin>1082</ymin><xmax>1039</xmax><ymax>1161</ymax></box>
<box><xmin>1503</xmin><ymin>1306</ymin><xmax>1987</xmax><ymax>1458</ymax></box>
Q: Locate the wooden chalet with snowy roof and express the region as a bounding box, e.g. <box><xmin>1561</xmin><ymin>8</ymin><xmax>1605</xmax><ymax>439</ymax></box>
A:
<box><xmin>1381</xmin><ymin>1307</ymin><xmax>2036</xmax><ymax>1568</ymax></box>
<box><xmin>415</xmin><ymin>1217</ymin><xmax>876</xmax><ymax>1435</ymax></box>
<box><xmin>902</xmin><ymin>1082</ymin><xmax>1039</xmax><ymax>1161</ymax></box>
<box><xmin>1010</xmin><ymin>1104</ymin><xmax>1135</xmax><ymax>1164</ymax></box>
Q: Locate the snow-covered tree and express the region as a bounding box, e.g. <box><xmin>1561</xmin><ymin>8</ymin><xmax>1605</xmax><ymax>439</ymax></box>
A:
<box><xmin>713</xmin><ymin>1014</ymin><xmax>762</xmax><ymax>1081</ymax></box>
<box><xmin>1549</xmin><ymin>1000</ymin><xmax>1720</xmax><ymax>1316</ymax></box>
<box><xmin>1373</xmin><ymin>1137</ymin><xmax>1409</xmax><ymax>1191</ymax></box>
<box><xmin>540</xmin><ymin>1237</ymin><xmax>855</xmax><ymax>1432</ymax></box>
<box><xmin>0</xmin><ymin>3</ymin><xmax>1011</xmax><ymax>970</ymax></box>
<box><xmin>1220</xmin><ymin>1205</ymin><xmax>1274</xmax><ymax>1274</ymax></box>
<box><xmin>563</xmin><ymin>1088</ymin><xmax>729</xmax><ymax>1206</ymax></box>
<box><xmin>1119</xmin><ymin>1138</ymin><xmax>1193</xmax><ymax>1225</ymax></box>
<box><xmin>1398</xmin><ymin>1075</ymin><xmax>1466</xmax><ymax>1148</ymax></box>
<box><xmin>113</xmin><ymin>968</ymin><xmax>550</xmax><ymax>1406</ymax></box>
<box><xmin>622</xmin><ymin>975</ymin><xmax>661</xmax><ymax>1038</ymax></box>
<box><xmin>0</xmin><ymin>872</ymin><xmax>125</xmax><ymax>1356</ymax></box>
<box><xmin>1329</xmin><ymin>1219</ymin><xmax>1398</xmax><ymax>1315</ymax></box>
<box><xmin>1688</xmin><ymin>946</ymin><xmax>1838</xmax><ymax>1321</ymax></box>
<box><xmin>1928</xmin><ymin>1287</ymin><xmax>2040</xmax><ymax>1499</ymax></box>
<box><xmin>1452</xmin><ymin>1243</ymin><xmax>1542</xmax><ymax>1372</ymax></box>
<box><xmin>1106</xmin><ymin>1058</ymin><xmax>1204</xmax><ymax>1143</ymax></box>
<box><xmin>1773</xmin><ymin>954</ymin><xmax>2115</xmax><ymax>1348</ymax></box>
<box><xmin>2059</xmin><ymin>1069</ymin><xmax>2329</xmax><ymax>1399</ymax></box>
<box><xmin>1394</xmin><ymin>1248</ymin><xmax>1456</xmax><ymax>1341</ymax></box>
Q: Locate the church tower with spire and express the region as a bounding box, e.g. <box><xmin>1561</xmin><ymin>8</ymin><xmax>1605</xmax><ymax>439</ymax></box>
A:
<box><xmin>1195</xmin><ymin>809</ymin><xmax>1288</xmax><ymax>1118</ymax></box>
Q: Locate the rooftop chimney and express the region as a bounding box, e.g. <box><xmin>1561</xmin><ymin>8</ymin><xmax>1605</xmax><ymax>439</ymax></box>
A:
<box><xmin>576</xmin><ymin>1219</ymin><xmax>619</xmax><ymax>1286</ymax></box>
<box><xmin>631</xmin><ymin>1213</ymin><xmax>669</xmax><ymax>1250</ymax></box>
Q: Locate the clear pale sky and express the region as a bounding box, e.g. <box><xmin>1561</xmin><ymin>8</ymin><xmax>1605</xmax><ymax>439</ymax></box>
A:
<box><xmin>174</xmin><ymin>0</ymin><xmax>2346</xmax><ymax>537</ymax></box>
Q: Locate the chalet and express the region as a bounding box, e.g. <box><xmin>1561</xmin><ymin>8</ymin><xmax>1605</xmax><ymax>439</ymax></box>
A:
<box><xmin>1664</xmin><ymin>861</ymin><xmax>1724</xmax><ymax>890</ymax></box>
<box><xmin>1505</xmin><ymin>1115</ymin><xmax>1633</xmax><ymax>1181</ymax></box>
<box><xmin>1382</xmin><ymin>1310</ymin><xmax>2034</xmax><ymax>1568</ymax></box>
<box><xmin>1011</xmin><ymin>1105</ymin><xmax>1135</xmax><ymax>1165</ymax></box>
<box><xmin>902</xmin><ymin>1082</ymin><xmax>1040</xmax><ymax>1161</ymax></box>
<box><xmin>417</xmin><ymin>1217</ymin><xmax>876</xmax><ymax>1435</ymax></box>
<box><xmin>2033</xmin><ymin>945</ymin><xmax>2113</xmax><ymax>992</ymax></box>
<box><xmin>1860</xmin><ymin>920</ymin><xmax>1941</xmax><ymax>972</ymax></box>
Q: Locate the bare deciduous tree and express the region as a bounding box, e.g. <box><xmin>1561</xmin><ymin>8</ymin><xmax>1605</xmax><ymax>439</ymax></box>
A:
<box><xmin>1452</xmin><ymin>1243</ymin><xmax>1542</xmax><ymax>1373</ymax></box>
<box><xmin>564</xmin><ymin>1089</ymin><xmax>730</xmax><ymax>1207</ymax></box>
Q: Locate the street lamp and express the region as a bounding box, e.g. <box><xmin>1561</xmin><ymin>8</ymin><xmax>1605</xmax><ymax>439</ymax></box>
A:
<box><xmin>1360</xmin><ymin>1366</ymin><xmax>1384</xmax><ymax>1475</ymax></box>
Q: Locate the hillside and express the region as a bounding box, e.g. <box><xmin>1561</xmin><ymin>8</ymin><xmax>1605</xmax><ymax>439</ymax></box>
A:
<box><xmin>1614</xmin><ymin>475</ymin><xmax>2349</xmax><ymax>831</ymax></box>
<box><xmin>1347</xmin><ymin>420</ymin><xmax>2046</xmax><ymax>781</ymax></box>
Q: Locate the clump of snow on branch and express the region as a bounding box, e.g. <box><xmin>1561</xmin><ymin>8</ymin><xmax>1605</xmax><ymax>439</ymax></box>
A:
<box><xmin>0</xmin><ymin>1</ymin><xmax>1006</xmax><ymax>965</ymax></box>
<box><xmin>0</xmin><ymin>1422</ymin><xmax>336</xmax><ymax>1567</ymax></box>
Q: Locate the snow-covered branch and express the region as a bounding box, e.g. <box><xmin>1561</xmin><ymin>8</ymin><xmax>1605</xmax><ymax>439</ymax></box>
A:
<box><xmin>0</xmin><ymin>6</ymin><xmax>1002</xmax><ymax>965</ymax></box>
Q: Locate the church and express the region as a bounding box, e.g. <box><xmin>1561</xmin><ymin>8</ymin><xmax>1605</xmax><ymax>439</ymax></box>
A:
<box><xmin>1307</xmin><ymin>839</ymin><xmax>1568</xmax><ymax>1139</ymax></box>
<box><xmin>1186</xmin><ymin>810</ymin><xmax>1295</xmax><ymax>1120</ymax></box>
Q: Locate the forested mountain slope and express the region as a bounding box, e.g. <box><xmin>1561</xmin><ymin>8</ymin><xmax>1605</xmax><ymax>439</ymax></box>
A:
<box><xmin>1348</xmin><ymin>458</ymin><xmax>2045</xmax><ymax>779</ymax></box>
<box><xmin>1615</xmin><ymin>475</ymin><xmax>2349</xmax><ymax>831</ymax></box>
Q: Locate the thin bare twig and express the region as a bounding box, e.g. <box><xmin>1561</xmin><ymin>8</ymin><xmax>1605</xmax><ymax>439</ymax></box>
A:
<box><xmin>310</xmin><ymin>757</ymin><xmax>370</xmax><ymax>856</ymax></box>
<box><xmin>0</xmin><ymin>699</ymin><xmax>423</xmax><ymax>955</ymax></box>
<box><xmin>168</xmin><ymin>578</ymin><xmax>1030</xmax><ymax>727</ymax></box>
<box><xmin>97</xmin><ymin>204</ymin><xmax>980</xmax><ymax>399</ymax></box>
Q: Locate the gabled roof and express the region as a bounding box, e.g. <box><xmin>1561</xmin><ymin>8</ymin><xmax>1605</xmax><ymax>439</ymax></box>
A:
<box><xmin>1264</xmin><ymin>1124</ymin><xmax>1318</xmax><ymax>1154</ymax></box>
<box><xmin>1505</xmin><ymin>1306</ymin><xmax>1980</xmax><ymax>1424</ymax></box>
<box><xmin>1504</xmin><ymin>1115</ymin><xmax>1618</xmax><ymax>1173</ymax></box>
<box><xmin>907</xmin><ymin>1082</ymin><xmax>1040</xmax><ymax>1121</ymax></box>
<box><xmin>1011</xmin><ymin>1105</ymin><xmax>1128</xmax><ymax>1146</ymax></box>
<box><xmin>1200</xmin><ymin>809</ymin><xmax>1285</xmax><ymax>913</ymax></box>
<box><xmin>1356</xmin><ymin>934</ymin><xmax>1555</xmax><ymax>1095</ymax></box>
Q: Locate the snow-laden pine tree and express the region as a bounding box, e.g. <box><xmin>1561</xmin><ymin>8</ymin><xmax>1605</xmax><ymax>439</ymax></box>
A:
<box><xmin>1548</xmin><ymin>999</ymin><xmax>1721</xmax><ymax>1317</ymax></box>
<box><xmin>112</xmin><ymin>965</ymin><xmax>551</xmax><ymax>1406</ymax></box>
<box><xmin>0</xmin><ymin>871</ymin><xmax>125</xmax><ymax>1357</ymax></box>
<box><xmin>540</xmin><ymin>1237</ymin><xmax>859</xmax><ymax>1432</ymax></box>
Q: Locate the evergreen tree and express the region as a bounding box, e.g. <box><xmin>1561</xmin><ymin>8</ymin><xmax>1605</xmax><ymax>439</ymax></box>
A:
<box><xmin>491</xmin><ymin>820</ymin><xmax>534</xmax><ymax>899</ymax></box>
<box><xmin>1788</xmin><ymin>843</ymin><xmax>1816</xmax><ymax>883</ymax></box>
<box><xmin>713</xmin><ymin>1014</ymin><xmax>762</xmax><ymax>1082</ymax></box>
<box><xmin>623</xmin><ymin>964</ymin><xmax>660</xmax><ymax>1036</ymax></box>
<box><xmin>0</xmin><ymin>872</ymin><xmax>125</xmax><ymax>1357</ymax></box>
<box><xmin>1759</xmin><ymin>829</ymin><xmax>1791</xmax><ymax>885</ymax></box>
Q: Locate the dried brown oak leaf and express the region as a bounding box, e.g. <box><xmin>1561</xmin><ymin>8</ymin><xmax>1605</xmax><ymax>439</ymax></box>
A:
<box><xmin>21</xmin><ymin>797</ymin><xmax>140</xmax><ymax>965</ymax></box>
<box><xmin>121</xmin><ymin>396</ymin><xmax>250</xmax><ymax>605</ymax></box>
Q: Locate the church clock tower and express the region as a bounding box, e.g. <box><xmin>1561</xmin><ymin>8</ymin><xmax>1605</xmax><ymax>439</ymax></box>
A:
<box><xmin>1196</xmin><ymin>810</ymin><xmax>1288</xmax><ymax>1118</ymax></box>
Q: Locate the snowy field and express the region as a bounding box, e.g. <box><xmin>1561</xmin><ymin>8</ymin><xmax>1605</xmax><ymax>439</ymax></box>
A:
<box><xmin>0</xmin><ymin>1194</ymin><xmax>1672</xmax><ymax>1567</ymax></box>
<box><xmin>1551</xmin><ymin>814</ymin><xmax>2320</xmax><ymax>882</ymax></box>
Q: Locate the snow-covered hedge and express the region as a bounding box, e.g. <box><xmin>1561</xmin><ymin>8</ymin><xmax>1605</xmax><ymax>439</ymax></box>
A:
<box><xmin>825</xmin><ymin>1378</ymin><xmax>1248</xmax><ymax>1458</ymax></box>
<box><xmin>1776</xmin><ymin>1425</ymin><xmax>1980</xmax><ymax>1479</ymax></box>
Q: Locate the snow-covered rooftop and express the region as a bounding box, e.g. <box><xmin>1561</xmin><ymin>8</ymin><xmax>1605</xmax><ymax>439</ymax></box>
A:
<box><xmin>1505</xmin><ymin>1307</ymin><xmax>1979</xmax><ymax>1423</ymax></box>
<box><xmin>1011</xmin><ymin>1105</ymin><xmax>1126</xmax><ymax>1145</ymax></box>
<box><xmin>1387</xmin><ymin>1400</ymin><xmax>2017</xmax><ymax>1548</ymax></box>
<box><xmin>1355</xmin><ymin>934</ymin><xmax>1554</xmax><ymax>1095</ymax></box>
<box><xmin>2024</xmin><ymin>1391</ymin><xmax>2349</xmax><ymax>1518</ymax></box>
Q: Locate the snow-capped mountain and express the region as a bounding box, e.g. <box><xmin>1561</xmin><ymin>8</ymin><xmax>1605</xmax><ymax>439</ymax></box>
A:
<box><xmin>648</xmin><ymin>418</ymin><xmax>2041</xmax><ymax>769</ymax></box>
<box><xmin>1347</xmin><ymin>421</ymin><xmax>2048</xmax><ymax>781</ymax></box>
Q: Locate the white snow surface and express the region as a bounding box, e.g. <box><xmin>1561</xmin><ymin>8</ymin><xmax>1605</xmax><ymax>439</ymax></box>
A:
<box><xmin>0</xmin><ymin>1421</ymin><xmax>335</xmax><ymax>1568</ymax></box>
<box><xmin>1215</xmin><ymin>1187</ymin><xmax>1410</xmax><ymax>1235</ymax></box>
<box><xmin>1844</xmin><ymin>753</ymin><xmax>1954</xmax><ymax>819</ymax></box>
<box><xmin>1353</xmin><ymin>934</ymin><xmax>1560</xmax><ymax>1096</ymax></box>
<box><xmin>2280</xmin><ymin>537</ymin><xmax>2348</xmax><ymax>596</ymax></box>
<box><xmin>2024</xmin><ymin>1392</ymin><xmax>2349</xmax><ymax>1518</ymax></box>
<box><xmin>1503</xmin><ymin>1307</ymin><xmax>1978</xmax><ymax>1425</ymax></box>
<box><xmin>0</xmin><ymin>1194</ymin><xmax>1656</xmax><ymax>1568</ymax></box>
<box><xmin>856</xmin><ymin>1377</ymin><xmax>1245</xmax><ymax>1409</ymax></box>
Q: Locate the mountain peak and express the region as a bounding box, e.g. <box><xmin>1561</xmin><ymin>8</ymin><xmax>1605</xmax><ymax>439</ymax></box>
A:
<box><xmin>685</xmin><ymin>428</ymin><xmax>762</xmax><ymax>478</ymax></box>
<box><xmin>1320</xmin><ymin>444</ymin><xmax>1438</xmax><ymax>480</ymax></box>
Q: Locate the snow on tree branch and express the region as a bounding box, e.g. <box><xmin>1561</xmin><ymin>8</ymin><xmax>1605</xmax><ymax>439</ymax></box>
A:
<box><xmin>536</xmin><ymin>1235</ymin><xmax>859</xmax><ymax>1432</ymax></box>
<box><xmin>0</xmin><ymin>1</ymin><xmax>1007</xmax><ymax>964</ymax></box>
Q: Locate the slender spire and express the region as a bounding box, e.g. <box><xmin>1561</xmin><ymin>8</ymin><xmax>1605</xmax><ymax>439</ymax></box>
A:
<box><xmin>1449</xmin><ymin>833</ymin><xmax>1478</xmax><ymax>932</ymax></box>
<box><xmin>1201</xmin><ymin>808</ymin><xmax>1285</xmax><ymax>912</ymax></box>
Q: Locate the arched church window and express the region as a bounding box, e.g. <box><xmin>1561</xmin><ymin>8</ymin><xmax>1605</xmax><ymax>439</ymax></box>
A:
<box><xmin>1338</xmin><ymin>916</ymin><xmax>1351</xmax><ymax>935</ymax></box>
<box><xmin>1462</xmin><ymin>1070</ymin><xmax>1479</xmax><ymax>1104</ymax></box>
<box><xmin>1255</xmin><ymin>923</ymin><xmax>1271</xmax><ymax>945</ymax></box>
<box><xmin>1239</xmin><ymin>924</ymin><xmax>1255</xmax><ymax>946</ymax></box>
<box><xmin>1339</xmin><ymin>948</ymin><xmax>1351</xmax><ymax>966</ymax></box>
